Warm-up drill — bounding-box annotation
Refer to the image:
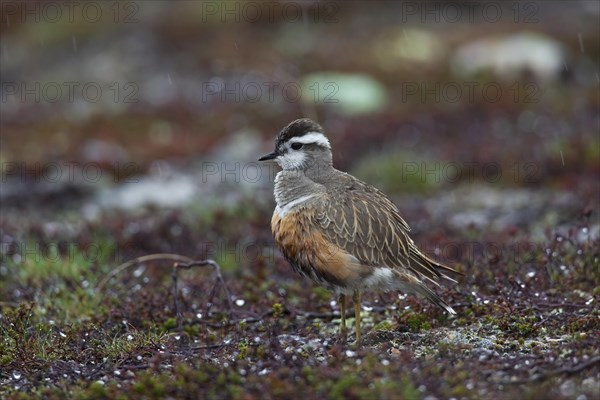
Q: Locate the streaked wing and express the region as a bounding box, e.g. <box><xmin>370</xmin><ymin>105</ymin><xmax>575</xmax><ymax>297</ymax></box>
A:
<box><xmin>315</xmin><ymin>177</ymin><xmax>456</xmax><ymax>283</ymax></box>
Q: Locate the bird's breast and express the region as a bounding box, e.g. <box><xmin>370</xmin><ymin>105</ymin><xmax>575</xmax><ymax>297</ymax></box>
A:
<box><xmin>271</xmin><ymin>206</ymin><xmax>368</xmax><ymax>290</ymax></box>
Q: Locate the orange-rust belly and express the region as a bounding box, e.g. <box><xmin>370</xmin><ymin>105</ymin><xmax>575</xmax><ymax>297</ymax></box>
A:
<box><xmin>271</xmin><ymin>208</ymin><xmax>363</xmax><ymax>290</ymax></box>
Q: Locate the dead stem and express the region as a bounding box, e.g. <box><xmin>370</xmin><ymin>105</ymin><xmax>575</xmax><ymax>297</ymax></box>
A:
<box><xmin>172</xmin><ymin>259</ymin><xmax>234</xmax><ymax>330</ymax></box>
<box><xmin>97</xmin><ymin>254</ymin><xmax>234</xmax><ymax>333</ymax></box>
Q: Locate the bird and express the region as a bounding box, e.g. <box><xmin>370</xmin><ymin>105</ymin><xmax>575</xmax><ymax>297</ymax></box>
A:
<box><xmin>258</xmin><ymin>118</ymin><xmax>459</xmax><ymax>344</ymax></box>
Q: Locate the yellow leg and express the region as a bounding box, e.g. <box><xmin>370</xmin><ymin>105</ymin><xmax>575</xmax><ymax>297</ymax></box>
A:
<box><xmin>339</xmin><ymin>293</ymin><xmax>347</xmax><ymax>341</ymax></box>
<box><xmin>353</xmin><ymin>289</ymin><xmax>361</xmax><ymax>345</ymax></box>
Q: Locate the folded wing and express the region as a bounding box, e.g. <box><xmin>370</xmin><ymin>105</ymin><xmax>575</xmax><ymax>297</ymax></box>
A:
<box><xmin>315</xmin><ymin>177</ymin><xmax>458</xmax><ymax>286</ymax></box>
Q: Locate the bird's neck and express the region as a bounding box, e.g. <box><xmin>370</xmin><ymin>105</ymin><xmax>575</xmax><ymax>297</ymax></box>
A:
<box><xmin>274</xmin><ymin>169</ymin><xmax>329</xmax><ymax>207</ymax></box>
<box><xmin>304</xmin><ymin>158</ymin><xmax>334</xmax><ymax>183</ymax></box>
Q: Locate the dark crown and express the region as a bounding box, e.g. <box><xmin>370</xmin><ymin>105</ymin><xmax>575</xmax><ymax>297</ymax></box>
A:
<box><xmin>275</xmin><ymin>118</ymin><xmax>324</xmax><ymax>149</ymax></box>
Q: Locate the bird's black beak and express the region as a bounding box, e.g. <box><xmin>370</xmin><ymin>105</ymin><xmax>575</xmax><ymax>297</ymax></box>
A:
<box><xmin>258</xmin><ymin>151</ymin><xmax>278</xmax><ymax>161</ymax></box>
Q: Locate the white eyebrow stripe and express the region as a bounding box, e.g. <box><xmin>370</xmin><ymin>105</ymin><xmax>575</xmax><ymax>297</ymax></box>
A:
<box><xmin>290</xmin><ymin>132</ymin><xmax>331</xmax><ymax>149</ymax></box>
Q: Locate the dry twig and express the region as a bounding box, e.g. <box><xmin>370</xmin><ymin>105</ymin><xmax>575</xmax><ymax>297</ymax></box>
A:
<box><xmin>98</xmin><ymin>254</ymin><xmax>234</xmax><ymax>332</ymax></box>
<box><xmin>172</xmin><ymin>258</ymin><xmax>234</xmax><ymax>330</ymax></box>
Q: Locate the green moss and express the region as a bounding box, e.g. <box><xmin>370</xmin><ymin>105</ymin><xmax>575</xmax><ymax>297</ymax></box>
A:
<box><xmin>237</xmin><ymin>338</ymin><xmax>249</xmax><ymax>360</ymax></box>
<box><xmin>212</xmin><ymin>251</ymin><xmax>238</xmax><ymax>273</ymax></box>
<box><xmin>399</xmin><ymin>312</ymin><xmax>432</xmax><ymax>332</ymax></box>
<box><xmin>272</xmin><ymin>303</ymin><xmax>284</xmax><ymax>319</ymax></box>
<box><xmin>162</xmin><ymin>317</ymin><xmax>177</xmax><ymax>331</ymax></box>
<box><xmin>88</xmin><ymin>382</ymin><xmax>108</xmax><ymax>398</ymax></box>
<box><xmin>301</xmin><ymin>365</ymin><xmax>317</xmax><ymax>385</ymax></box>
<box><xmin>499</xmin><ymin>314</ymin><xmax>540</xmax><ymax>339</ymax></box>
<box><xmin>312</xmin><ymin>286</ymin><xmax>331</xmax><ymax>302</ymax></box>
<box><xmin>329</xmin><ymin>374</ymin><xmax>359</xmax><ymax>399</ymax></box>
<box><xmin>238</xmin><ymin>320</ymin><xmax>247</xmax><ymax>331</ymax></box>
<box><xmin>183</xmin><ymin>324</ymin><xmax>201</xmax><ymax>337</ymax></box>
<box><xmin>451</xmin><ymin>383</ymin><xmax>470</xmax><ymax>398</ymax></box>
<box><xmin>372</xmin><ymin>320</ymin><xmax>394</xmax><ymax>332</ymax></box>
<box><xmin>256</xmin><ymin>345</ymin><xmax>267</xmax><ymax>360</ymax></box>
<box><xmin>399</xmin><ymin>376</ymin><xmax>420</xmax><ymax>400</ymax></box>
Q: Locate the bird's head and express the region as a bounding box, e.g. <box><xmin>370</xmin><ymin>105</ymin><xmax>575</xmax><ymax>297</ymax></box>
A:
<box><xmin>258</xmin><ymin>118</ymin><xmax>332</xmax><ymax>171</ymax></box>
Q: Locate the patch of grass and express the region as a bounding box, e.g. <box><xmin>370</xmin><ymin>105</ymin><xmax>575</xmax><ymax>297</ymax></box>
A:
<box><xmin>1</xmin><ymin>302</ymin><xmax>72</xmax><ymax>367</ymax></box>
<box><xmin>1</xmin><ymin>236</ymin><xmax>118</xmax><ymax>323</ymax></box>
<box><xmin>102</xmin><ymin>328</ymin><xmax>169</xmax><ymax>361</ymax></box>
<box><xmin>5</xmin><ymin>237</ymin><xmax>116</xmax><ymax>284</ymax></box>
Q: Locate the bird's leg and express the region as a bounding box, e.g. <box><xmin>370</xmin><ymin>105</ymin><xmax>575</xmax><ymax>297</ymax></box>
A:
<box><xmin>353</xmin><ymin>289</ymin><xmax>361</xmax><ymax>345</ymax></box>
<box><xmin>339</xmin><ymin>293</ymin><xmax>347</xmax><ymax>341</ymax></box>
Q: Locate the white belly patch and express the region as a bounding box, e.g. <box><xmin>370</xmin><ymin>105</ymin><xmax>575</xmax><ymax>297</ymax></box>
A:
<box><xmin>364</xmin><ymin>268</ymin><xmax>395</xmax><ymax>289</ymax></box>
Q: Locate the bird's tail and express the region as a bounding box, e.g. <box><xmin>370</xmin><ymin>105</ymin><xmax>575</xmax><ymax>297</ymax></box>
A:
<box><xmin>412</xmin><ymin>283</ymin><xmax>456</xmax><ymax>315</ymax></box>
<box><xmin>407</xmin><ymin>246</ymin><xmax>462</xmax><ymax>286</ymax></box>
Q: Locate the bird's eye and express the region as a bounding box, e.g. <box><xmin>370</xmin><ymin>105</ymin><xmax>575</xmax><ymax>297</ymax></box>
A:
<box><xmin>291</xmin><ymin>142</ymin><xmax>303</xmax><ymax>150</ymax></box>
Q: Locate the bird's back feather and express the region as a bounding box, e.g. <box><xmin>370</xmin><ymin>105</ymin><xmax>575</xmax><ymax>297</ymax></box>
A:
<box><xmin>314</xmin><ymin>170</ymin><xmax>460</xmax><ymax>287</ymax></box>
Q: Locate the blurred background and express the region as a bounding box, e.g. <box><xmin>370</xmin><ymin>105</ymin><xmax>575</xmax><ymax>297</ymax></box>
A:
<box><xmin>0</xmin><ymin>1</ymin><xmax>599</xmax><ymax>397</ymax></box>
<box><xmin>0</xmin><ymin>0</ymin><xmax>598</xmax><ymax>280</ymax></box>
